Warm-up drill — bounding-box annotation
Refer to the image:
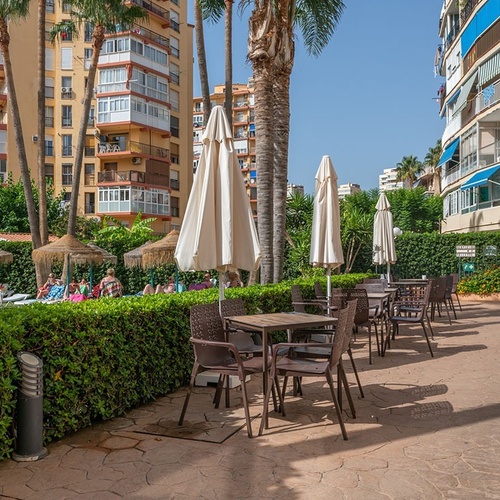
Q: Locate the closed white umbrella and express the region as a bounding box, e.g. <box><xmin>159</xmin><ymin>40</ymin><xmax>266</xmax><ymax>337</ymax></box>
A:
<box><xmin>373</xmin><ymin>193</ymin><xmax>397</xmax><ymax>281</ymax></box>
<box><xmin>174</xmin><ymin>106</ymin><xmax>261</xmax><ymax>302</ymax></box>
<box><xmin>310</xmin><ymin>155</ymin><xmax>344</xmax><ymax>311</ymax></box>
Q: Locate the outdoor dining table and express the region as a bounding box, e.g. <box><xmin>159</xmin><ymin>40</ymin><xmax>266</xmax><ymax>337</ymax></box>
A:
<box><xmin>225</xmin><ymin>311</ymin><xmax>338</xmax><ymax>425</ymax></box>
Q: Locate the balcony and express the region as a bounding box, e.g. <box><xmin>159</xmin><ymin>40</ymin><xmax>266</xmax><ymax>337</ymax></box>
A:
<box><xmin>98</xmin><ymin>169</ymin><xmax>170</xmax><ymax>188</ymax></box>
<box><xmin>460</xmin><ymin>0</ymin><xmax>480</xmax><ymax>24</ymax></box>
<box><xmin>96</xmin><ymin>140</ymin><xmax>169</xmax><ymax>159</ymax></box>
<box><xmin>97</xmin><ymin>185</ymin><xmax>170</xmax><ymax>216</ymax></box>
<box><xmin>128</xmin><ymin>23</ymin><xmax>169</xmax><ymax>49</ymax></box>
<box><xmin>127</xmin><ymin>0</ymin><xmax>169</xmax><ymax>21</ymax></box>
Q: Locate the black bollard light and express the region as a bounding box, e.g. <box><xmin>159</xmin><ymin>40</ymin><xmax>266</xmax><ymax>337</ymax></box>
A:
<box><xmin>12</xmin><ymin>352</ymin><xmax>48</xmax><ymax>461</ymax></box>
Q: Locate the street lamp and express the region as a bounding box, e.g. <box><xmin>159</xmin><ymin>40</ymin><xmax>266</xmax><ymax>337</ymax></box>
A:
<box><xmin>393</xmin><ymin>227</ymin><xmax>403</xmax><ymax>237</ymax></box>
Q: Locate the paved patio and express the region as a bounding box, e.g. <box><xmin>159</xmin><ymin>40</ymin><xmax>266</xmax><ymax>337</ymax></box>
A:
<box><xmin>1</xmin><ymin>297</ymin><xmax>500</xmax><ymax>499</ymax></box>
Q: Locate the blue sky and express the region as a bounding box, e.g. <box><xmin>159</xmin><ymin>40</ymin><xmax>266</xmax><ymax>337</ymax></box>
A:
<box><xmin>187</xmin><ymin>0</ymin><xmax>444</xmax><ymax>195</ymax></box>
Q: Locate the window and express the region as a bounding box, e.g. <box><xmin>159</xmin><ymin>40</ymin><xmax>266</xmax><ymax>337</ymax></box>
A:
<box><xmin>170</xmin><ymin>11</ymin><xmax>180</xmax><ymax>32</ymax></box>
<box><xmin>62</xmin><ymin>163</ymin><xmax>73</xmax><ymax>185</ymax></box>
<box><xmin>170</xmin><ymin>62</ymin><xmax>179</xmax><ymax>85</ymax></box>
<box><xmin>62</xmin><ymin>134</ymin><xmax>72</xmax><ymax>156</ymax></box>
<box><xmin>84</xmin><ymin>48</ymin><xmax>92</xmax><ymax>70</ymax></box>
<box><xmin>62</xmin><ymin>105</ymin><xmax>72</xmax><ymax>127</ymax></box>
<box><xmin>170</xmin><ymin>89</ymin><xmax>179</xmax><ymax>111</ymax></box>
<box><xmin>84</xmin><ymin>137</ymin><xmax>95</xmax><ymax>157</ymax></box>
<box><xmin>46</xmin><ymin>0</ymin><xmax>55</xmax><ymax>14</ymax></box>
<box><xmin>61</xmin><ymin>47</ymin><xmax>72</xmax><ymax>69</ymax></box>
<box><xmin>62</xmin><ymin>1</ymin><xmax>72</xmax><ymax>13</ymax></box>
<box><xmin>45</xmin><ymin>77</ymin><xmax>54</xmax><ymax>98</ymax></box>
<box><xmin>45</xmin><ymin>106</ymin><xmax>54</xmax><ymax>128</ymax></box>
<box><xmin>84</xmin><ymin>22</ymin><xmax>93</xmax><ymax>42</ymax></box>
<box><xmin>170</xmin><ymin>170</ymin><xmax>179</xmax><ymax>190</ymax></box>
<box><xmin>170</xmin><ymin>37</ymin><xmax>179</xmax><ymax>58</ymax></box>
<box><xmin>85</xmin><ymin>192</ymin><xmax>95</xmax><ymax>214</ymax></box>
<box><xmin>45</xmin><ymin>136</ymin><xmax>54</xmax><ymax>156</ymax></box>
<box><xmin>170</xmin><ymin>196</ymin><xmax>179</xmax><ymax>217</ymax></box>
<box><xmin>45</xmin><ymin>48</ymin><xmax>54</xmax><ymax>70</ymax></box>
<box><xmin>0</xmin><ymin>159</ymin><xmax>6</xmax><ymax>183</ymax></box>
<box><xmin>170</xmin><ymin>116</ymin><xmax>179</xmax><ymax>137</ymax></box>
<box><xmin>87</xmin><ymin>106</ymin><xmax>95</xmax><ymax>128</ymax></box>
<box><xmin>44</xmin><ymin>164</ymin><xmax>54</xmax><ymax>183</ymax></box>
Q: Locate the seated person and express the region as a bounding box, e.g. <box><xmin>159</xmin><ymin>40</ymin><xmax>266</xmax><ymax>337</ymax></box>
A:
<box><xmin>43</xmin><ymin>283</ymin><xmax>66</xmax><ymax>301</ymax></box>
<box><xmin>78</xmin><ymin>278</ymin><xmax>90</xmax><ymax>297</ymax></box>
<box><xmin>36</xmin><ymin>273</ymin><xmax>59</xmax><ymax>299</ymax></box>
<box><xmin>202</xmin><ymin>273</ymin><xmax>214</xmax><ymax>288</ymax></box>
<box><xmin>99</xmin><ymin>268</ymin><xmax>123</xmax><ymax>298</ymax></box>
<box><xmin>69</xmin><ymin>277</ymin><xmax>80</xmax><ymax>294</ymax></box>
<box><xmin>226</xmin><ymin>271</ymin><xmax>243</xmax><ymax>288</ymax></box>
<box><xmin>143</xmin><ymin>276</ymin><xmax>176</xmax><ymax>295</ymax></box>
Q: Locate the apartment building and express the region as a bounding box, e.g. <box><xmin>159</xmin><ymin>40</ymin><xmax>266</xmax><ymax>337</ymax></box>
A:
<box><xmin>438</xmin><ymin>0</ymin><xmax>500</xmax><ymax>233</ymax></box>
<box><xmin>3</xmin><ymin>0</ymin><xmax>193</xmax><ymax>234</ymax></box>
<box><xmin>287</xmin><ymin>184</ymin><xmax>304</xmax><ymax>197</ymax></box>
<box><xmin>379</xmin><ymin>168</ymin><xmax>407</xmax><ymax>192</ymax></box>
<box><xmin>193</xmin><ymin>80</ymin><xmax>257</xmax><ymax>216</ymax></box>
<box><xmin>338</xmin><ymin>183</ymin><xmax>361</xmax><ymax>200</ymax></box>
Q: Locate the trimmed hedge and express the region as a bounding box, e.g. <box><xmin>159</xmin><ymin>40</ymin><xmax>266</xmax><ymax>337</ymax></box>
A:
<box><xmin>0</xmin><ymin>273</ymin><xmax>369</xmax><ymax>460</ymax></box>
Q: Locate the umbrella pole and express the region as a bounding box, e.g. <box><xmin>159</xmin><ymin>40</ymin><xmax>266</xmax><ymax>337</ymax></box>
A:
<box><xmin>65</xmin><ymin>254</ymin><xmax>71</xmax><ymax>298</ymax></box>
<box><xmin>218</xmin><ymin>271</ymin><xmax>225</xmax><ymax>313</ymax></box>
<box><xmin>89</xmin><ymin>264</ymin><xmax>93</xmax><ymax>292</ymax></box>
<box><xmin>326</xmin><ymin>267</ymin><xmax>332</xmax><ymax>316</ymax></box>
<box><xmin>175</xmin><ymin>267</ymin><xmax>179</xmax><ymax>291</ymax></box>
<box><xmin>149</xmin><ymin>269</ymin><xmax>154</xmax><ymax>287</ymax></box>
<box><xmin>387</xmin><ymin>262</ymin><xmax>391</xmax><ymax>283</ymax></box>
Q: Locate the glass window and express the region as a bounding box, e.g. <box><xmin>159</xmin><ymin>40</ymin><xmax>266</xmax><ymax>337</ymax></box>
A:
<box><xmin>62</xmin><ymin>163</ymin><xmax>72</xmax><ymax>185</ymax></box>
<box><xmin>62</xmin><ymin>105</ymin><xmax>72</xmax><ymax>127</ymax></box>
<box><xmin>62</xmin><ymin>134</ymin><xmax>72</xmax><ymax>156</ymax></box>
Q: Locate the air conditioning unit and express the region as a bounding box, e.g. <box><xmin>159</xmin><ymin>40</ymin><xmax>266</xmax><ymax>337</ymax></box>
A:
<box><xmin>131</xmin><ymin>157</ymin><xmax>142</xmax><ymax>165</ymax></box>
<box><xmin>32</xmin><ymin>135</ymin><xmax>38</xmax><ymax>142</ymax></box>
<box><xmin>61</xmin><ymin>87</ymin><xmax>72</xmax><ymax>94</ymax></box>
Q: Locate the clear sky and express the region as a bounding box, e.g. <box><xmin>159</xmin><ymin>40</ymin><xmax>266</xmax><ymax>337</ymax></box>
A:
<box><xmin>187</xmin><ymin>0</ymin><xmax>445</xmax><ymax>195</ymax></box>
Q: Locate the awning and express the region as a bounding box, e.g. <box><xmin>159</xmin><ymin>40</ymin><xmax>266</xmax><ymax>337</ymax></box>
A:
<box><xmin>437</xmin><ymin>137</ymin><xmax>460</xmax><ymax>167</ymax></box>
<box><xmin>440</xmin><ymin>88</ymin><xmax>461</xmax><ymax>118</ymax></box>
<box><xmin>479</xmin><ymin>50</ymin><xmax>500</xmax><ymax>86</ymax></box>
<box><xmin>461</xmin><ymin>165</ymin><xmax>500</xmax><ymax>190</ymax></box>
<box><xmin>453</xmin><ymin>71</ymin><xmax>478</xmax><ymax>115</ymax></box>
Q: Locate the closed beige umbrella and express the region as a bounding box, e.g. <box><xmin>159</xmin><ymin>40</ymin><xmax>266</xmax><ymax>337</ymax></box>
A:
<box><xmin>373</xmin><ymin>193</ymin><xmax>397</xmax><ymax>280</ymax></box>
<box><xmin>174</xmin><ymin>106</ymin><xmax>260</xmax><ymax>302</ymax></box>
<box><xmin>141</xmin><ymin>230</ymin><xmax>178</xmax><ymax>270</ymax></box>
<box><xmin>123</xmin><ymin>241</ymin><xmax>153</xmax><ymax>269</ymax></box>
<box><xmin>309</xmin><ymin>155</ymin><xmax>344</xmax><ymax>308</ymax></box>
<box><xmin>87</xmin><ymin>243</ymin><xmax>117</xmax><ymax>265</ymax></box>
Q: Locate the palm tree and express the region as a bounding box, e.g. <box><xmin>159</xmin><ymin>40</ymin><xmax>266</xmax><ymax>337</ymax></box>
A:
<box><xmin>396</xmin><ymin>155</ymin><xmax>423</xmax><ymax>188</ymax></box>
<box><xmin>37</xmin><ymin>0</ymin><xmax>49</xmax><ymax>245</ymax></box>
<box><xmin>0</xmin><ymin>0</ymin><xmax>42</xmax><ymax>249</ymax></box>
<box><xmin>271</xmin><ymin>0</ymin><xmax>344</xmax><ymax>282</ymax></box>
<box><xmin>50</xmin><ymin>0</ymin><xmax>146</xmax><ymax>237</ymax></box>
<box><xmin>424</xmin><ymin>139</ymin><xmax>443</xmax><ymax>194</ymax></box>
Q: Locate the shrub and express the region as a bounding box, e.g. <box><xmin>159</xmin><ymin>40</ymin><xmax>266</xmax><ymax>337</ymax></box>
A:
<box><xmin>456</xmin><ymin>266</ymin><xmax>500</xmax><ymax>295</ymax></box>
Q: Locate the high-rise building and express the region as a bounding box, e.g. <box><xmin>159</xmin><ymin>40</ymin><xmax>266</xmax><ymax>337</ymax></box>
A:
<box><xmin>193</xmin><ymin>80</ymin><xmax>257</xmax><ymax>217</ymax></box>
<box><xmin>338</xmin><ymin>183</ymin><xmax>361</xmax><ymax>200</ymax></box>
<box><xmin>287</xmin><ymin>184</ymin><xmax>304</xmax><ymax>197</ymax></box>
<box><xmin>2</xmin><ymin>0</ymin><xmax>192</xmax><ymax>234</ymax></box>
<box><xmin>379</xmin><ymin>168</ymin><xmax>407</xmax><ymax>192</ymax></box>
<box><xmin>438</xmin><ymin>0</ymin><xmax>500</xmax><ymax>233</ymax></box>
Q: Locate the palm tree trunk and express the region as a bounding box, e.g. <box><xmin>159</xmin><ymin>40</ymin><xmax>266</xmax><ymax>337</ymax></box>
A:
<box><xmin>67</xmin><ymin>27</ymin><xmax>105</xmax><ymax>236</ymax></box>
<box><xmin>0</xmin><ymin>21</ymin><xmax>42</xmax><ymax>249</ymax></box>
<box><xmin>249</xmin><ymin>1</ymin><xmax>277</xmax><ymax>284</ymax></box>
<box><xmin>272</xmin><ymin>7</ymin><xmax>294</xmax><ymax>283</ymax></box>
<box><xmin>195</xmin><ymin>0</ymin><xmax>212</xmax><ymax>125</ymax></box>
<box><xmin>37</xmin><ymin>0</ymin><xmax>48</xmax><ymax>245</ymax></box>
<box><xmin>224</xmin><ymin>0</ymin><xmax>233</xmax><ymax>128</ymax></box>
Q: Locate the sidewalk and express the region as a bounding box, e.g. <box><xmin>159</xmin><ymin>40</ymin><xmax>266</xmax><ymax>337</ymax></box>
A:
<box><xmin>1</xmin><ymin>297</ymin><xmax>500</xmax><ymax>499</ymax></box>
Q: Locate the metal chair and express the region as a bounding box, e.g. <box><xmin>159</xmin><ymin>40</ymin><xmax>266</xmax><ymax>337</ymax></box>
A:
<box><xmin>291</xmin><ymin>285</ymin><xmax>327</xmax><ymax>315</ymax></box>
<box><xmin>179</xmin><ymin>303</ymin><xmax>270</xmax><ymax>438</ymax></box>
<box><xmin>259</xmin><ymin>304</ymin><xmax>352</xmax><ymax>440</ymax></box>
<box><xmin>387</xmin><ymin>283</ymin><xmax>434</xmax><ymax>357</ymax></box>
<box><xmin>428</xmin><ymin>276</ymin><xmax>452</xmax><ymax>325</ymax></box>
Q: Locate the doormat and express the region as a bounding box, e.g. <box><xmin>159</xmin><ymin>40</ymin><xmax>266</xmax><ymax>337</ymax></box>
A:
<box><xmin>133</xmin><ymin>408</ymin><xmax>260</xmax><ymax>444</ymax></box>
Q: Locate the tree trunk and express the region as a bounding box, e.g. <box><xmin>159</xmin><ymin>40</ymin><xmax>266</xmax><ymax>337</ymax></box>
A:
<box><xmin>195</xmin><ymin>0</ymin><xmax>212</xmax><ymax>125</ymax></box>
<box><xmin>224</xmin><ymin>0</ymin><xmax>233</xmax><ymax>128</ymax></box>
<box><xmin>67</xmin><ymin>27</ymin><xmax>104</xmax><ymax>236</ymax></box>
<box><xmin>272</xmin><ymin>8</ymin><xmax>294</xmax><ymax>283</ymax></box>
<box><xmin>0</xmin><ymin>21</ymin><xmax>42</xmax><ymax>249</ymax></box>
<box><xmin>248</xmin><ymin>1</ymin><xmax>276</xmax><ymax>284</ymax></box>
<box><xmin>37</xmin><ymin>0</ymin><xmax>48</xmax><ymax>245</ymax></box>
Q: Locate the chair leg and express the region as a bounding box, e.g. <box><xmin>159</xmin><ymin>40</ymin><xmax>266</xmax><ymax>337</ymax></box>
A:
<box><xmin>420</xmin><ymin>320</ymin><xmax>434</xmax><ymax>357</ymax></box>
<box><xmin>448</xmin><ymin>298</ymin><xmax>457</xmax><ymax>319</ymax></box>
<box><xmin>337</xmin><ymin>365</ymin><xmax>343</xmax><ymax>412</ymax></box>
<box><xmin>239</xmin><ymin>376</ymin><xmax>253</xmax><ymax>438</ymax></box>
<box><xmin>443</xmin><ymin>300</ymin><xmax>452</xmax><ymax>325</ymax></box>
<box><xmin>179</xmin><ymin>362</ymin><xmax>199</xmax><ymax>425</ymax></box>
<box><xmin>454</xmin><ymin>292</ymin><xmax>462</xmax><ymax>311</ymax></box>
<box><xmin>339</xmin><ymin>362</ymin><xmax>356</xmax><ymax>419</ymax></box>
<box><xmin>347</xmin><ymin>347</ymin><xmax>364</xmax><ymax>398</ymax></box>
<box><xmin>326</xmin><ymin>369</ymin><xmax>348</xmax><ymax>440</ymax></box>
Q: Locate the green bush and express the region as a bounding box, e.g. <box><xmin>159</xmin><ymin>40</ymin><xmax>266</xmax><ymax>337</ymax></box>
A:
<box><xmin>456</xmin><ymin>266</ymin><xmax>500</xmax><ymax>295</ymax></box>
<box><xmin>0</xmin><ymin>273</ymin><xmax>369</xmax><ymax>460</ymax></box>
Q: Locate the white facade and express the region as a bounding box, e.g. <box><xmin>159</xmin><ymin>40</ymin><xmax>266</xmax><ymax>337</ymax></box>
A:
<box><xmin>338</xmin><ymin>183</ymin><xmax>361</xmax><ymax>200</ymax></box>
<box><xmin>379</xmin><ymin>168</ymin><xmax>405</xmax><ymax>192</ymax></box>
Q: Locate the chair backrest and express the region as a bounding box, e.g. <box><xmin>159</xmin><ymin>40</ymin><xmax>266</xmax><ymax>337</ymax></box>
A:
<box><xmin>291</xmin><ymin>285</ymin><xmax>307</xmax><ymax>313</ymax></box>
<box><xmin>327</xmin><ymin>306</ymin><xmax>349</xmax><ymax>368</ymax></box>
<box><xmin>444</xmin><ymin>275</ymin><xmax>453</xmax><ymax>298</ymax></box>
<box><xmin>450</xmin><ymin>273</ymin><xmax>459</xmax><ymax>293</ymax></box>
<box><xmin>429</xmin><ymin>276</ymin><xmax>447</xmax><ymax>301</ymax></box>
<box><xmin>220</xmin><ymin>298</ymin><xmax>246</xmax><ymax>318</ymax></box>
<box><xmin>341</xmin><ymin>300</ymin><xmax>358</xmax><ymax>354</ymax></box>
<box><xmin>393</xmin><ymin>283</ymin><xmax>431</xmax><ymax>319</ymax></box>
<box><xmin>330</xmin><ymin>288</ymin><xmax>347</xmax><ymax>314</ymax></box>
<box><xmin>345</xmin><ymin>288</ymin><xmax>370</xmax><ymax>324</ymax></box>
<box><xmin>190</xmin><ymin>303</ymin><xmax>228</xmax><ymax>366</ymax></box>
<box><xmin>314</xmin><ymin>282</ymin><xmax>325</xmax><ymax>299</ymax></box>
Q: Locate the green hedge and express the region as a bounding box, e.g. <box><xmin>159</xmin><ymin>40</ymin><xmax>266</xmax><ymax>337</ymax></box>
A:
<box><xmin>0</xmin><ymin>273</ymin><xmax>369</xmax><ymax>460</ymax></box>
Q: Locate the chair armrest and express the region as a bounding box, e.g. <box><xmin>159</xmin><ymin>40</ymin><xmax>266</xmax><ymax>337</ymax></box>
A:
<box><xmin>190</xmin><ymin>337</ymin><xmax>245</xmax><ymax>364</ymax></box>
<box><xmin>271</xmin><ymin>342</ymin><xmax>334</xmax><ymax>361</ymax></box>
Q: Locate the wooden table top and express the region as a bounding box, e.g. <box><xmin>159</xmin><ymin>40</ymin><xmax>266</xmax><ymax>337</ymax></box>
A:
<box><xmin>225</xmin><ymin>311</ymin><xmax>337</xmax><ymax>331</ymax></box>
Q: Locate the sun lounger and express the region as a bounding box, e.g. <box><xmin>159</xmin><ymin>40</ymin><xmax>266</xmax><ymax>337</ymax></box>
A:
<box><xmin>1</xmin><ymin>293</ymin><xmax>32</xmax><ymax>306</ymax></box>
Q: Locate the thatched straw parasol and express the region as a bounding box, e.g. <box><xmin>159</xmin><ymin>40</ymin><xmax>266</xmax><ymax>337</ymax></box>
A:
<box><xmin>123</xmin><ymin>241</ymin><xmax>153</xmax><ymax>269</ymax></box>
<box><xmin>87</xmin><ymin>243</ymin><xmax>117</xmax><ymax>265</ymax></box>
<box><xmin>32</xmin><ymin>234</ymin><xmax>104</xmax><ymax>267</ymax></box>
<box><xmin>141</xmin><ymin>230</ymin><xmax>179</xmax><ymax>270</ymax></box>
<box><xmin>0</xmin><ymin>250</ymin><xmax>13</xmax><ymax>265</ymax></box>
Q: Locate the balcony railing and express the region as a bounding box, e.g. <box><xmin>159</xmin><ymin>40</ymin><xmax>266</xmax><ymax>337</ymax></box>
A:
<box><xmin>98</xmin><ymin>170</ymin><xmax>145</xmax><ymax>183</ymax></box>
<box><xmin>127</xmin><ymin>0</ymin><xmax>169</xmax><ymax>21</ymax></box>
<box><xmin>460</xmin><ymin>0</ymin><xmax>480</xmax><ymax>24</ymax></box>
<box><xmin>97</xmin><ymin>140</ymin><xmax>169</xmax><ymax>159</ymax></box>
<box><xmin>129</xmin><ymin>23</ymin><xmax>169</xmax><ymax>49</ymax></box>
